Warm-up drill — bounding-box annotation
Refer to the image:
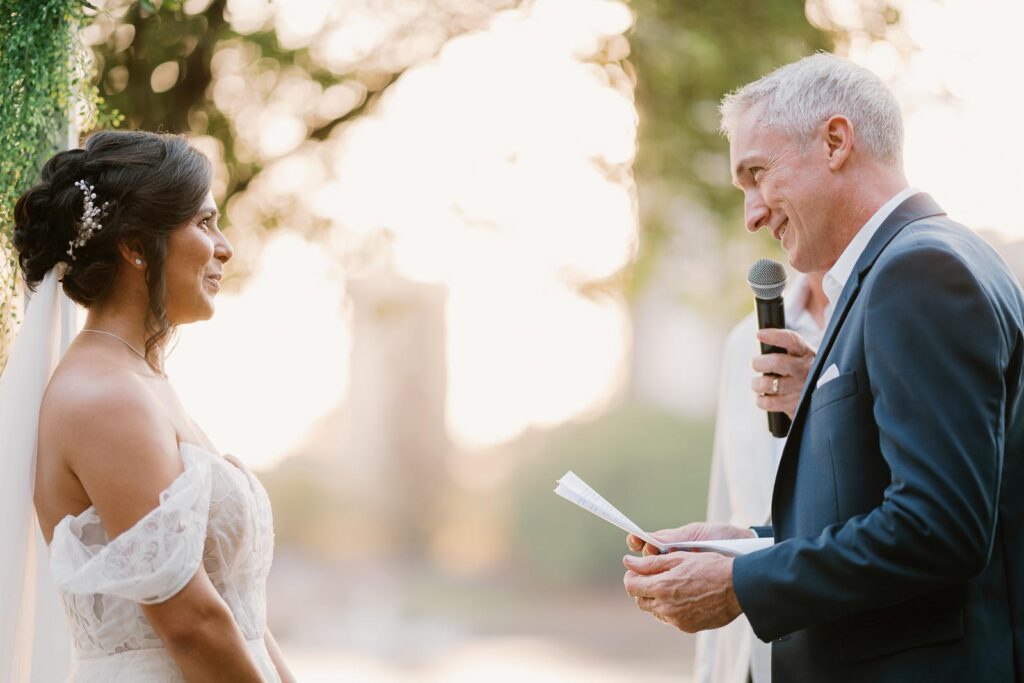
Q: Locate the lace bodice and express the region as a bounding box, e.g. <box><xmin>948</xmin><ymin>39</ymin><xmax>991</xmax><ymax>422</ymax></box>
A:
<box><xmin>48</xmin><ymin>442</ymin><xmax>276</xmax><ymax>678</ymax></box>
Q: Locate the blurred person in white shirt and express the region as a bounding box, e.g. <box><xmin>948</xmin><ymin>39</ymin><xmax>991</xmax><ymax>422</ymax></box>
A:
<box><xmin>694</xmin><ymin>272</ymin><xmax>827</xmax><ymax>683</ymax></box>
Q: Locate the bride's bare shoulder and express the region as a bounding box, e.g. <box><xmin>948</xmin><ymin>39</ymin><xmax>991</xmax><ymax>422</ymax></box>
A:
<box><xmin>39</xmin><ymin>353</ymin><xmax>185</xmax><ymax>540</ymax></box>
<box><xmin>44</xmin><ymin>356</ymin><xmax>145</xmax><ymax>423</ymax></box>
<box><xmin>41</xmin><ymin>350</ymin><xmax>175</xmax><ymax>461</ymax></box>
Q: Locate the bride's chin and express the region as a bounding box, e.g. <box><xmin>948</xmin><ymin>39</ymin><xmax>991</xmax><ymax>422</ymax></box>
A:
<box><xmin>166</xmin><ymin>303</ymin><xmax>215</xmax><ymax>325</ymax></box>
<box><xmin>194</xmin><ymin>303</ymin><xmax>216</xmax><ymax>321</ymax></box>
<box><xmin>195</xmin><ymin>289</ymin><xmax>217</xmax><ymax>318</ymax></box>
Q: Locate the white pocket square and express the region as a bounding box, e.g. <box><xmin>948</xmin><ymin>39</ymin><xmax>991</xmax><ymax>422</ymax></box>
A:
<box><xmin>816</xmin><ymin>363</ymin><xmax>840</xmax><ymax>388</ymax></box>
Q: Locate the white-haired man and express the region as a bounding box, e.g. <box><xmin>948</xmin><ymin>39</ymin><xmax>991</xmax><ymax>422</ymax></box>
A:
<box><xmin>623</xmin><ymin>53</ymin><xmax>1024</xmax><ymax>682</ymax></box>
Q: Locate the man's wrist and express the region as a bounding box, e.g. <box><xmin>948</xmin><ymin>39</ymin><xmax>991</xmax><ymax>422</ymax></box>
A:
<box><xmin>725</xmin><ymin>557</ymin><xmax>743</xmax><ymax>617</ymax></box>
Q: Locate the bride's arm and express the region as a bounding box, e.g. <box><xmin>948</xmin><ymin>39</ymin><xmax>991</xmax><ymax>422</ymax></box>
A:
<box><xmin>61</xmin><ymin>375</ymin><xmax>267</xmax><ymax>682</ymax></box>
<box><xmin>142</xmin><ymin>569</ymin><xmax>268</xmax><ymax>682</ymax></box>
<box><xmin>264</xmin><ymin>628</ymin><xmax>298</xmax><ymax>683</ymax></box>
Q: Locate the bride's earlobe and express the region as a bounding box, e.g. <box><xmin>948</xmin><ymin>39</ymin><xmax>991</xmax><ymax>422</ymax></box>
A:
<box><xmin>116</xmin><ymin>239</ymin><xmax>146</xmax><ymax>268</ymax></box>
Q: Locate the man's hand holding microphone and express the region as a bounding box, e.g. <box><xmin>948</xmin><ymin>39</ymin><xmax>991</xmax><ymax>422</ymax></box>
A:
<box><xmin>751</xmin><ymin>327</ymin><xmax>816</xmax><ymax>419</ymax></box>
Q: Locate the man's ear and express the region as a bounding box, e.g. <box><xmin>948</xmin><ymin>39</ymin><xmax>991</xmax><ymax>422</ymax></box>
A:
<box><xmin>117</xmin><ymin>239</ymin><xmax>145</xmax><ymax>269</ymax></box>
<box><xmin>824</xmin><ymin>115</ymin><xmax>854</xmax><ymax>171</ymax></box>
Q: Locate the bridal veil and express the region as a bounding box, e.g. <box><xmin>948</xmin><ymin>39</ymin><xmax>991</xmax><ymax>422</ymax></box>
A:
<box><xmin>0</xmin><ymin>264</ymin><xmax>76</xmax><ymax>682</ymax></box>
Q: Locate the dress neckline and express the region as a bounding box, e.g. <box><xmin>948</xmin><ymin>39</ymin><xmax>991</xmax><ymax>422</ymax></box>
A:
<box><xmin>57</xmin><ymin>442</ymin><xmax>243</xmax><ymax>530</ymax></box>
<box><xmin>180</xmin><ymin>441</ymin><xmax>247</xmax><ymax>473</ymax></box>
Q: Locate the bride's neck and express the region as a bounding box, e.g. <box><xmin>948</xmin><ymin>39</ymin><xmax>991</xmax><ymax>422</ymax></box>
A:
<box><xmin>83</xmin><ymin>296</ymin><xmax>168</xmax><ymax>368</ymax></box>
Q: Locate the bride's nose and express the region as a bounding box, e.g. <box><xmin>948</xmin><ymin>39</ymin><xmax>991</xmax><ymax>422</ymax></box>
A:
<box><xmin>214</xmin><ymin>233</ymin><xmax>233</xmax><ymax>263</ymax></box>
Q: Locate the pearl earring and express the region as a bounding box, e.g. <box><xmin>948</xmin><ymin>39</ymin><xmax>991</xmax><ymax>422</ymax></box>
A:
<box><xmin>135</xmin><ymin>258</ymin><xmax>143</xmax><ymax>265</ymax></box>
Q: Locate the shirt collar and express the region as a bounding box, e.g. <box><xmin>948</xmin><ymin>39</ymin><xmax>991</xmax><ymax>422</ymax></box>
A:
<box><xmin>822</xmin><ymin>186</ymin><xmax>919</xmax><ymax>322</ymax></box>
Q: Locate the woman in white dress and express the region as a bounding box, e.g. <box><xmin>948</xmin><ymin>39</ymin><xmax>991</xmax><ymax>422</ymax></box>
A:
<box><xmin>3</xmin><ymin>130</ymin><xmax>295</xmax><ymax>682</ymax></box>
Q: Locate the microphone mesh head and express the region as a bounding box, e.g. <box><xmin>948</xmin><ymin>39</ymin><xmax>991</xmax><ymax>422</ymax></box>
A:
<box><xmin>747</xmin><ymin>258</ymin><xmax>787</xmax><ymax>300</ymax></box>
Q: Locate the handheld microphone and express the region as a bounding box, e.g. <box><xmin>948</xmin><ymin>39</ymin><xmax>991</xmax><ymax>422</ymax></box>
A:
<box><xmin>747</xmin><ymin>258</ymin><xmax>791</xmax><ymax>438</ymax></box>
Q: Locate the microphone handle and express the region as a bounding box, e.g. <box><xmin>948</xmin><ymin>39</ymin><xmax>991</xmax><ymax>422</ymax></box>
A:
<box><xmin>755</xmin><ymin>296</ymin><xmax>792</xmax><ymax>438</ymax></box>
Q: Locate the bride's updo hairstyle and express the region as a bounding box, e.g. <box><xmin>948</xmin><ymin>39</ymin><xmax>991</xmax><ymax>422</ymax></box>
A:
<box><xmin>12</xmin><ymin>130</ymin><xmax>212</xmax><ymax>363</ymax></box>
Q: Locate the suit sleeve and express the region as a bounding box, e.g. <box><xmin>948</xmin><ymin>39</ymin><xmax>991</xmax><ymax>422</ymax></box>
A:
<box><xmin>732</xmin><ymin>243</ymin><xmax>1008</xmax><ymax>642</ymax></box>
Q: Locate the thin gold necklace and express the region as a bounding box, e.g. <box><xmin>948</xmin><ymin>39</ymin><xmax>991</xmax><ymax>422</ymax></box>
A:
<box><xmin>80</xmin><ymin>328</ymin><xmax>166</xmax><ymax>377</ymax></box>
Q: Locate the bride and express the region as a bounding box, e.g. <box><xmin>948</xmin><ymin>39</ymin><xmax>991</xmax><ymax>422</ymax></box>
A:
<box><xmin>1</xmin><ymin>130</ymin><xmax>295</xmax><ymax>682</ymax></box>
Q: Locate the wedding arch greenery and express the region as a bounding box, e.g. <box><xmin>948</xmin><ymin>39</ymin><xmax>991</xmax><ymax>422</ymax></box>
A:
<box><xmin>0</xmin><ymin>0</ymin><xmax>116</xmax><ymax>368</ymax></box>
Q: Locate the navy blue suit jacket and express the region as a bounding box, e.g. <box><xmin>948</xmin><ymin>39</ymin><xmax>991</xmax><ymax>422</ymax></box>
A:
<box><xmin>732</xmin><ymin>193</ymin><xmax>1024</xmax><ymax>682</ymax></box>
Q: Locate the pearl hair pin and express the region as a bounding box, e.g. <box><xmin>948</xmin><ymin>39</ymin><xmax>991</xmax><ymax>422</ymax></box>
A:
<box><xmin>67</xmin><ymin>179</ymin><xmax>111</xmax><ymax>260</ymax></box>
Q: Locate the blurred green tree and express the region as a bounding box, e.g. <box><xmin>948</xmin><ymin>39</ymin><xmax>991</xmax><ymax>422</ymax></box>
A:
<box><xmin>83</xmin><ymin>0</ymin><xmax>519</xmax><ymax>282</ymax></box>
<box><xmin>627</xmin><ymin>0</ymin><xmax>899</xmax><ymax>314</ymax></box>
<box><xmin>628</xmin><ymin>1</ymin><xmax>830</xmax><ymax>292</ymax></box>
<box><xmin>84</xmin><ymin>0</ymin><xmax>899</xmax><ymax>297</ymax></box>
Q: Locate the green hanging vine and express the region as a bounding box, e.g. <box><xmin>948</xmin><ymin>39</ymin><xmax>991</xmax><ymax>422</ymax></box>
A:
<box><xmin>0</xmin><ymin>0</ymin><xmax>119</xmax><ymax>368</ymax></box>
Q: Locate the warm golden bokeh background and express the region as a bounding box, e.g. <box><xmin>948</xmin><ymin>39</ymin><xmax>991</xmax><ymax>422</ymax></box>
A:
<box><xmin>6</xmin><ymin>0</ymin><xmax>1024</xmax><ymax>679</ymax></box>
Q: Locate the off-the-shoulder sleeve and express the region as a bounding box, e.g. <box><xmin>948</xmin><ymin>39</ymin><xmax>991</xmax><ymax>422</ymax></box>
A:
<box><xmin>49</xmin><ymin>447</ymin><xmax>213</xmax><ymax>605</ymax></box>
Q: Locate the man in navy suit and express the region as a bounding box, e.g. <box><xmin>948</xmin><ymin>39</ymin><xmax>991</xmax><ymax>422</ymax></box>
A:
<box><xmin>623</xmin><ymin>52</ymin><xmax>1024</xmax><ymax>682</ymax></box>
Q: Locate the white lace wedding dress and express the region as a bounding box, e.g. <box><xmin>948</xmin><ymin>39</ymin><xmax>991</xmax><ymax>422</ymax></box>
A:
<box><xmin>47</xmin><ymin>442</ymin><xmax>281</xmax><ymax>682</ymax></box>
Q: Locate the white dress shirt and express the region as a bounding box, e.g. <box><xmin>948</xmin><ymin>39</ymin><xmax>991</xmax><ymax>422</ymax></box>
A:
<box><xmin>822</xmin><ymin>187</ymin><xmax>919</xmax><ymax>324</ymax></box>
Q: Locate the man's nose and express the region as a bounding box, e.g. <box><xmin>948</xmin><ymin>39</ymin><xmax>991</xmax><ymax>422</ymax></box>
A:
<box><xmin>744</xmin><ymin>194</ymin><xmax>769</xmax><ymax>233</ymax></box>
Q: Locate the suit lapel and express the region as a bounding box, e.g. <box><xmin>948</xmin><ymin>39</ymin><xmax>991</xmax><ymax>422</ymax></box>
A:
<box><xmin>773</xmin><ymin>193</ymin><xmax>946</xmax><ymax>497</ymax></box>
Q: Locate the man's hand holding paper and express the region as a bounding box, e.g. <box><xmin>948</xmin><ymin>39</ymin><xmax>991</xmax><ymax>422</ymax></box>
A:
<box><xmin>621</xmin><ymin>522</ymin><xmax>756</xmax><ymax>633</ymax></box>
<box><xmin>625</xmin><ymin>522</ymin><xmax>758</xmax><ymax>557</ymax></box>
<box><xmin>622</xmin><ymin>549</ymin><xmax>742</xmax><ymax>633</ymax></box>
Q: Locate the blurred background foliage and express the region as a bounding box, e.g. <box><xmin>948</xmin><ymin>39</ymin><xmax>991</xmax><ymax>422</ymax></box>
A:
<box><xmin>81</xmin><ymin>0</ymin><xmax>897</xmax><ymax>310</ymax></box>
<box><xmin>629</xmin><ymin>0</ymin><xmax>833</xmax><ymax>296</ymax></box>
<box><xmin>628</xmin><ymin>0</ymin><xmax>900</xmax><ymax>316</ymax></box>
<box><xmin>259</xmin><ymin>402</ymin><xmax>713</xmax><ymax>585</ymax></box>
<box><xmin>82</xmin><ymin>0</ymin><xmax>522</xmax><ymax>281</ymax></box>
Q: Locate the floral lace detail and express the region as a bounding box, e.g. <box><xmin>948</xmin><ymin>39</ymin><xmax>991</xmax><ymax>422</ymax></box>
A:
<box><xmin>48</xmin><ymin>443</ymin><xmax>275</xmax><ymax>664</ymax></box>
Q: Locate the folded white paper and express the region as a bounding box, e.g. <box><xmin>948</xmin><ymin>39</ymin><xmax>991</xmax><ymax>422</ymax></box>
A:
<box><xmin>554</xmin><ymin>471</ymin><xmax>774</xmax><ymax>557</ymax></box>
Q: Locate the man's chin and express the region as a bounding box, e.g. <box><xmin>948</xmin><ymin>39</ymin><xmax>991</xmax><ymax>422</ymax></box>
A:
<box><xmin>786</xmin><ymin>250</ymin><xmax>814</xmax><ymax>274</ymax></box>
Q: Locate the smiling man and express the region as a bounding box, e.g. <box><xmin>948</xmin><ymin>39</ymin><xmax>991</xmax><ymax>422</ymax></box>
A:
<box><xmin>623</xmin><ymin>53</ymin><xmax>1024</xmax><ymax>682</ymax></box>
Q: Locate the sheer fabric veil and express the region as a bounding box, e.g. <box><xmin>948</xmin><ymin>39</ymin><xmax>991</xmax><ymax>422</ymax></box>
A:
<box><xmin>0</xmin><ymin>264</ymin><xmax>76</xmax><ymax>682</ymax></box>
